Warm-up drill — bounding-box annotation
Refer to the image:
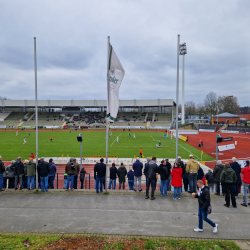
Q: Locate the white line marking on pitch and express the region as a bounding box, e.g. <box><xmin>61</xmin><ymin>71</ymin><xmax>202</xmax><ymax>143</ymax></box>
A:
<box><xmin>111</xmin><ymin>133</ymin><xmax>122</xmax><ymax>147</ymax></box>
<box><xmin>151</xmin><ymin>135</ymin><xmax>156</xmax><ymax>141</ymax></box>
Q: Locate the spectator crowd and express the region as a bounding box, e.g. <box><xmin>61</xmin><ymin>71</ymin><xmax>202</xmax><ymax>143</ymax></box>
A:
<box><xmin>0</xmin><ymin>154</ymin><xmax>249</xmax><ymax>209</ymax></box>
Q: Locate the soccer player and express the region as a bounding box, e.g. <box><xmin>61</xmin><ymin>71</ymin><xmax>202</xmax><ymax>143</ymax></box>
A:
<box><xmin>23</xmin><ymin>138</ymin><xmax>26</xmax><ymax>145</ymax></box>
<box><xmin>16</xmin><ymin>130</ymin><xmax>18</xmax><ymax>136</ymax></box>
<box><xmin>158</xmin><ymin>139</ymin><xmax>161</xmax><ymax>147</ymax></box>
<box><xmin>28</xmin><ymin>132</ymin><xmax>30</xmax><ymax>137</ymax></box>
<box><xmin>117</xmin><ymin>136</ymin><xmax>119</xmax><ymax>143</ymax></box>
<box><xmin>133</xmin><ymin>134</ymin><xmax>136</xmax><ymax>139</ymax></box>
<box><xmin>139</xmin><ymin>148</ymin><xmax>143</xmax><ymax>158</ymax></box>
<box><xmin>50</xmin><ymin>136</ymin><xmax>53</xmax><ymax>142</ymax></box>
<box><xmin>164</xmin><ymin>134</ymin><xmax>167</xmax><ymax>139</ymax></box>
<box><xmin>128</xmin><ymin>132</ymin><xmax>131</xmax><ymax>137</ymax></box>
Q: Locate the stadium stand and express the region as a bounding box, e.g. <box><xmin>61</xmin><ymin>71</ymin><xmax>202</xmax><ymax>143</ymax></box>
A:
<box><xmin>0</xmin><ymin>110</ymin><xmax>173</xmax><ymax>128</ymax></box>
<box><xmin>0</xmin><ymin>112</ymin><xmax>11</xmax><ymax>121</ymax></box>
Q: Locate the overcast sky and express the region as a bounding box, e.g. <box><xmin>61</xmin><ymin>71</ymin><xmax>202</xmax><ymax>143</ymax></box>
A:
<box><xmin>0</xmin><ymin>0</ymin><xmax>249</xmax><ymax>106</ymax></box>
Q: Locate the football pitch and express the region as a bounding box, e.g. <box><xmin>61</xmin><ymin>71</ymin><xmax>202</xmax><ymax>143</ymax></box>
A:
<box><xmin>0</xmin><ymin>130</ymin><xmax>215</xmax><ymax>161</ymax></box>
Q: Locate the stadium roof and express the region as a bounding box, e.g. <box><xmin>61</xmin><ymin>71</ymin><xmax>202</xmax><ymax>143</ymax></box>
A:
<box><xmin>214</xmin><ymin>112</ymin><xmax>239</xmax><ymax>118</ymax></box>
<box><xmin>1</xmin><ymin>99</ymin><xmax>175</xmax><ymax>108</ymax></box>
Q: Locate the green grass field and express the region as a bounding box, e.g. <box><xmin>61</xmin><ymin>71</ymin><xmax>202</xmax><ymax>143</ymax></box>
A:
<box><xmin>0</xmin><ymin>130</ymin><xmax>215</xmax><ymax>161</ymax></box>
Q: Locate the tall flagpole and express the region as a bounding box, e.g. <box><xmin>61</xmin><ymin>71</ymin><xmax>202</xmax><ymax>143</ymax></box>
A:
<box><xmin>176</xmin><ymin>34</ymin><xmax>180</xmax><ymax>162</ymax></box>
<box><xmin>34</xmin><ymin>37</ymin><xmax>39</xmax><ymax>190</ymax></box>
<box><xmin>105</xmin><ymin>36</ymin><xmax>110</xmax><ymax>192</ymax></box>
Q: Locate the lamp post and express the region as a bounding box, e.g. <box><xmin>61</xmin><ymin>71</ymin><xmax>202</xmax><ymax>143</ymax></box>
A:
<box><xmin>179</xmin><ymin>42</ymin><xmax>187</xmax><ymax>125</ymax></box>
<box><xmin>77</xmin><ymin>133</ymin><xmax>83</xmax><ymax>169</ymax></box>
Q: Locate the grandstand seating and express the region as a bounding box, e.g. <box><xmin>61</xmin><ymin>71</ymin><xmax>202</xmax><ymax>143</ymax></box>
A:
<box><xmin>0</xmin><ymin>112</ymin><xmax>11</xmax><ymax>121</ymax></box>
<box><xmin>0</xmin><ymin>111</ymin><xmax>173</xmax><ymax>128</ymax></box>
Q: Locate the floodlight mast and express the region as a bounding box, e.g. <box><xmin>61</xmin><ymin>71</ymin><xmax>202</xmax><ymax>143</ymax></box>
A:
<box><xmin>179</xmin><ymin>43</ymin><xmax>187</xmax><ymax>125</ymax></box>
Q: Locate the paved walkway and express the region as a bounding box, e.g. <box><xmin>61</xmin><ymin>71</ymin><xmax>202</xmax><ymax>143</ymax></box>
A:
<box><xmin>0</xmin><ymin>191</ymin><xmax>249</xmax><ymax>241</ymax></box>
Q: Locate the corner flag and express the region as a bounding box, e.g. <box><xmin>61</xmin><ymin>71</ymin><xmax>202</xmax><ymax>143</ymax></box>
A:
<box><xmin>106</xmin><ymin>44</ymin><xmax>125</xmax><ymax>120</ymax></box>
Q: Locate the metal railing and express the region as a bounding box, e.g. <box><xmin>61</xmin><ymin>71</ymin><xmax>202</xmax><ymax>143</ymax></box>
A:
<box><xmin>56</xmin><ymin>172</ymin><xmax>91</xmax><ymax>189</ymax></box>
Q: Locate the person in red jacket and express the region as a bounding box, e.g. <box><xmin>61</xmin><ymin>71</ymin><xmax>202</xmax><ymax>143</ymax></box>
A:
<box><xmin>171</xmin><ymin>162</ymin><xmax>183</xmax><ymax>200</ymax></box>
<box><xmin>241</xmin><ymin>160</ymin><xmax>250</xmax><ymax>207</ymax></box>
<box><xmin>30</xmin><ymin>153</ymin><xmax>35</xmax><ymax>160</ymax></box>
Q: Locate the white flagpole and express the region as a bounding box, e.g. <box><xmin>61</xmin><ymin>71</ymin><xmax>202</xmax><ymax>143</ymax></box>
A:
<box><xmin>34</xmin><ymin>37</ymin><xmax>39</xmax><ymax>190</ymax></box>
<box><xmin>176</xmin><ymin>34</ymin><xmax>180</xmax><ymax>162</ymax></box>
<box><xmin>105</xmin><ymin>36</ymin><xmax>110</xmax><ymax>192</ymax></box>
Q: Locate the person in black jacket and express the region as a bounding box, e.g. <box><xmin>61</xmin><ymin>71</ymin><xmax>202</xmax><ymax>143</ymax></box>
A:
<box><xmin>230</xmin><ymin>157</ymin><xmax>242</xmax><ymax>197</ymax></box>
<box><xmin>145</xmin><ymin>157</ymin><xmax>158</xmax><ymax>200</ymax></box>
<box><xmin>94</xmin><ymin>158</ymin><xmax>106</xmax><ymax>193</ymax></box>
<box><xmin>205</xmin><ymin>170</ymin><xmax>215</xmax><ymax>192</ymax></box>
<box><xmin>117</xmin><ymin>163</ymin><xmax>127</xmax><ymax>190</ymax></box>
<box><xmin>109</xmin><ymin>163</ymin><xmax>117</xmax><ymax>190</ymax></box>
<box><xmin>127</xmin><ymin>167</ymin><xmax>134</xmax><ymax>190</ymax></box>
<box><xmin>213</xmin><ymin>160</ymin><xmax>225</xmax><ymax>196</ymax></box>
<box><xmin>80</xmin><ymin>167</ymin><xmax>86</xmax><ymax>189</ymax></box>
<box><xmin>166</xmin><ymin>158</ymin><xmax>172</xmax><ymax>191</ymax></box>
<box><xmin>37</xmin><ymin>157</ymin><xmax>50</xmax><ymax>192</ymax></box>
<box><xmin>13</xmin><ymin>157</ymin><xmax>25</xmax><ymax>190</ymax></box>
<box><xmin>143</xmin><ymin>157</ymin><xmax>151</xmax><ymax>187</ymax></box>
<box><xmin>158</xmin><ymin>160</ymin><xmax>169</xmax><ymax>196</ymax></box>
<box><xmin>182</xmin><ymin>162</ymin><xmax>189</xmax><ymax>192</ymax></box>
<box><xmin>194</xmin><ymin>180</ymin><xmax>218</xmax><ymax>233</ymax></box>
<box><xmin>0</xmin><ymin>156</ymin><xmax>5</xmax><ymax>191</ymax></box>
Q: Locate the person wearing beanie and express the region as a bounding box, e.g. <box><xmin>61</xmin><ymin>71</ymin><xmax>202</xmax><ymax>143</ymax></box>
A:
<box><xmin>94</xmin><ymin>158</ymin><xmax>106</xmax><ymax>193</ymax></box>
<box><xmin>109</xmin><ymin>163</ymin><xmax>117</xmax><ymax>190</ymax></box>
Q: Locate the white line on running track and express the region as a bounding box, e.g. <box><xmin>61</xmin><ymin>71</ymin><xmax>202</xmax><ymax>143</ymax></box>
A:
<box><xmin>171</xmin><ymin>138</ymin><xmax>201</xmax><ymax>160</ymax></box>
<box><xmin>111</xmin><ymin>133</ymin><xmax>122</xmax><ymax>147</ymax></box>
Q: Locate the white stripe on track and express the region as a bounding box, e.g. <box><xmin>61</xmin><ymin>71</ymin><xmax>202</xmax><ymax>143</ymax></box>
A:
<box><xmin>111</xmin><ymin>133</ymin><xmax>122</xmax><ymax>147</ymax></box>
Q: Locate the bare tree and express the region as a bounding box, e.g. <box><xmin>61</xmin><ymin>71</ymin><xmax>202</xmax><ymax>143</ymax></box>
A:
<box><xmin>196</xmin><ymin>103</ymin><xmax>206</xmax><ymax>118</ymax></box>
<box><xmin>204</xmin><ymin>91</ymin><xmax>217</xmax><ymax>115</ymax></box>
<box><xmin>178</xmin><ymin>104</ymin><xmax>182</xmax><ymax>113</ymax></box>
<box><xmin>217</xmin><ymin>95</ymin><xmax>240</xmax><ymax>114</ymax></box>
<box><xmin>185</xmin><ymin>101</ymin><xmax>196</xmax><ymax>116</ymax></box>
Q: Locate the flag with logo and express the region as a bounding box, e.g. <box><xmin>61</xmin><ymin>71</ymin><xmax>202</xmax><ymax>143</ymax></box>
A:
<box><xmin>107</xmin><ymin>44</ymin><xmax>125</xmax><ymax>120</ymax></box>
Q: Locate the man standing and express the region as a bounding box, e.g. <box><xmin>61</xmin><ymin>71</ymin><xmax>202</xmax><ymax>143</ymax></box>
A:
<box><xmin>109</xmin><ymin>163</ymin><xmax>117</xmax><ymax>190</ymax></box>
<box><xmin>37</xmin><ymin>157</ymin><xmax>50</xmax><ymax>192</ymax></box>
<box><xmin>127</xmin><ymin>167</ymin><xmax>134</xmax><ymax>190</ymax></box>
<box><xmin>230</xmin><ymin>157</ymin><xmax>241</xmax><ymax>196</ymax></box>
<box><xmin>50</xmin><ymin>136</ymin><xmax>53</xmax><ymax>142</ymax></box>
<box><xmin>48</xmin><ymin>158</ymin><xmax>57</xmax><ymax>189</ymax></box>
<box><xmin>23</xmin><ymin>138</ymin><xmax>26</xmax><ymax>145</ymax></box>
<box><xmin>186</xmin><ymin>155</ymin><xmax>200</xmax><ymax>193</ymax></box>
<box><xmin>139</xmin><ymin>148</ymin><xmax>143</xmax><ymax>158</ymax></box>
<box><xmin>13</xmin><ymin>157</ymin><xmax>25</xmax><ymax>190</ymax></box>
<box><xmin>145</xmin><ymin>157</ymin><xmax>158</xmax><ymax>200</ymax></box>
<box><xmin>116</xmin><ymin>136</ymin><xmax>119</xmax><ymax>143</ymax></box>
<box><xmin>193</xmin><ymin>180</ymin><xmax>218</xmax><ymax>233</ymax></box>
<box><xmin>65</xmin><ymin>158</ymin><xmax>75</xmax><ymax>191</ymax></box>
<box><xmin>94</xmin><ymin>158</ymin><xmax>106</xmax><ymax>193</ymax></box>
<box><xmin>205</xmin><ymin>169</ymin><xmax>215</xmax><ymax>192</ymax></box>
<box><xmin>73</xmin><ymin>158</ymin><xmax>80</xmax><ymax>189</ymax></box>
<box><xmin>24</xmin><ymin>159</ymin><xmax>36</xmax><ymax>190</ymax></box>
<box><xmin>158</xmin><ymin>139</ymin><xmax>161</xmax><ymax>147</ymax></box>
<box><xmin>6</xmin><ymin>160</ymin><xmax>15</xmax><ymax>189</ymax></box>
<box><xmin>240</xmin><ymin>160</ymin><xmax>250</xmax><ymax>207</ymax></box>
<box><xmin>0</xmin><ymin>156</ymin><xmax>5</xmax><ymax>191</ymax></box>
<box><xmin>166</xmin><ymin>158</ymin><xmax>172</xmax><ymax>191</ymax></box>
<box><xmin>133</xmin><ymin>157</ymin><xmax>143</xmax><ymax>191</ymax></box>
<box><xmin>213</xmin><ymin>160</ymin><xmax>224</xmax><ymax>196</ymax></box>
<box><xmin>220</xmin><ymin>163</ymin><xmax>237</xmax><ymax>208</ymax></box>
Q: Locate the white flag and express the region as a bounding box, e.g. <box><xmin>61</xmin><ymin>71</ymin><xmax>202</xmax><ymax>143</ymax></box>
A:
<box><xmin>107</xmin><ymin>44</ymin><xmax>125</xmax><ymax>120</ymax></box>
